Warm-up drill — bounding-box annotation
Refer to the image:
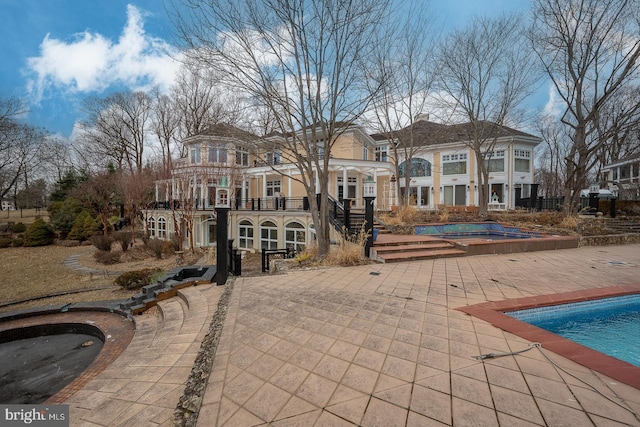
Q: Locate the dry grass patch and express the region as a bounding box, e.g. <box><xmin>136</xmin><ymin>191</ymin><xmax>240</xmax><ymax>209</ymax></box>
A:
<box><xmin>0</xmin><ymin>243</ymin><xmax>203</xmax><ymax>314</ymax></box>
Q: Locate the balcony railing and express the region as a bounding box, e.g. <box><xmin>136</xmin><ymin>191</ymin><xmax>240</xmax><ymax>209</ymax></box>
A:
<box><xmin>146</xmin><ymin>197</ymin><xmax>311</xmax><ymax>212</ymax></box>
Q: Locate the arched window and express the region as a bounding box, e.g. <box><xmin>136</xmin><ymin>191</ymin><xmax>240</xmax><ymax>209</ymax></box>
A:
<box><xmin>147</xmin><ymin>217</ymin><xmax>155</xmax><ymax>237</ymax></box>
<box><xmin>238</xmin><ymin>220</ymin><xmax>254</xmax><ymax>249</ymax></box>
<box><xmin>398</xmin><ymin>158</ymin><xmax>432</xmax><ymax>177</ymax></box>
<box><xmin>157</xmin><ymin>217</ymin><xmax>167</xmax><ymax>239</ymax></box>
<box><xmin>285</xmin><ymin>221</ymin><xmax>306</xmax><ymax>253</ymax></box>
<box><xmin>260</xmin><ymin>220</ymin><xmax>278</xmax><ymax>250</ymax></box>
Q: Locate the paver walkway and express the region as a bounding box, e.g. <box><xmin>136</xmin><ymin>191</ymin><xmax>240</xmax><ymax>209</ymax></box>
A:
<box><xmin>197</xmin><ymin>244</ymin><xmax>640</xmax><ymax>426</ymax></box>
<box><xmin>64</xmin><ymin>283</ymin><xmax>225</xmax><ymax>426</ymax></box>
<box><xmin>58</xmin><ymin>245</ymin><xmax>640</xmax><ymax>426</ymax></box>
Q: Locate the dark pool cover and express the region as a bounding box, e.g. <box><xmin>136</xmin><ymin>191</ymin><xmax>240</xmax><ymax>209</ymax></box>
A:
<box><xmin>0</xmin><ymin>327</ymin><xmax>104</xmax><ymax>403</ymax></box>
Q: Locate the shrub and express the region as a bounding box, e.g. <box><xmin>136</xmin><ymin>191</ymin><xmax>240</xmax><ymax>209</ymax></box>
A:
<box><xmin>114</xmin><ymin>268</ymin><xmax>158</xmax><ymax>290</ymax></box>
<box><xmin>49</xmin><ymin>198</ymin><xmax>84</xmax><ymax>239</ymax></box>
<box><xmin>12</xmin><ymin>238</ymin><xmax>24</xmax><ymax>247</ymax></box>
<box><xmin>94</xmin><ymin>250</ymin><xmax>121</xmax><ymax>265</ymax></box>
<box><xmin>68</xmin><ymin>210</ymin><xmax>100</xmax><ymax>241</ymax></box>
<box><xmin>89</xmin><ymin>234</ymin><xmax>113</xmax><ymax>251</ymax></box>
<box><xmin>325</xmin><ymin>224</ymin><xmax>369</xmax><ymax>267</ymax></box>
<box><xmin>0</xmin><ymin>237</ymin><xmax>11</xmax><ymax>248</ymax></box>
<box><xmin>145</xmin><ymin>238</ymin><xmax>165</xmax><ymax>259</ymax></box>
<box><xmin>112</xmin><ymin>231</ymin><xmax>133</xmax><ymax>252</ymax></box>
<box><xmin>23</xmin><ymin>219</ymin><xmax>56</xmax><ymax>247</ymax></box>
<box><xmin>12</xmin><ymin>222</ymin><xmax>26</xmax><ymax>233</ymax></box>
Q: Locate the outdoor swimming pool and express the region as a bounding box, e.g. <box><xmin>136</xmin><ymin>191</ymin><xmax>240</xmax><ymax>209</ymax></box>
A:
<box><xmin>415</xmin><ymin>222</ymin><xmax>542</xmax><ymax>239</ymax></box>
<box><xmin>507</xmin><ymin>294</ymin><xmax>640</xmax><ymax>367</ymax></box>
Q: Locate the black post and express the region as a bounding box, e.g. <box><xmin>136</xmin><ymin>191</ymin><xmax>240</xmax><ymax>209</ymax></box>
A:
<box><xmin>215</xmin><ymin>207</ymin><xmax>229</xmax><ymax>285</ymax></box>
<box><xmin>343</xmin><ymin>198</ymin><xmax>351</xmax><ymax>234</ymax></box>
<box><xmin>610</xmin><ymin>198</ymin><xmax>616</xmax><ymax>218</ymax></box>
<box><xmin>514</xmin><ymin>187</ymin><xmax>522</xmax><ymax>208</ymax></box>
<box><xmin>303</xmin><ymin>197</ymin><xmax>309</xmax><ymax>210</ymax></box>
<box><xmin>364</xmin><ymin>196</ymin><xmax>375</xmax><ymax>257</ymax></box>
<box><xmin>529</xmin><ymin>184</ymin><xmax>539</xmax><ymax>210</ymax></box>
<box><xmin>588</xmin><ymin>192</ymin><xmax>599</xmax><ymax>215</ymax></box>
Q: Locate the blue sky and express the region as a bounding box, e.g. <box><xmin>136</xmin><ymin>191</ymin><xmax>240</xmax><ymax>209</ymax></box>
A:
<box><xmin>0</xmin><ymin>0</ymin><xmax>539</xmax><ymax>138</ymax></box>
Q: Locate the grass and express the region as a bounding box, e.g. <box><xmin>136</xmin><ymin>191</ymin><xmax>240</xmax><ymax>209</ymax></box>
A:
<box><xmin>0</xmin><ymin>208</ymin><xmax>49</xmax><ymax>225</ymax></box>
<box><xmin>0</xmin><ymin>243</ymin><xmax>184</xmax><ymax>314</ymax></box>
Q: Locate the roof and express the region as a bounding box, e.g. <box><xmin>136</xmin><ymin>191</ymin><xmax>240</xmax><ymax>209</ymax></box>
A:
<box><xmin>371</xmin><ymin>120</ymin><xmax>541</xmax><ymax>147</ymax></box>
<box><xmin>189</xmin><ymin>123</ymin><xmax>258</xmax><ymax>142</ymax></box>
<box><xmin>603</xmin><ymin>153</ymin><xmax>640</xmax><ymax>169</ymax></box>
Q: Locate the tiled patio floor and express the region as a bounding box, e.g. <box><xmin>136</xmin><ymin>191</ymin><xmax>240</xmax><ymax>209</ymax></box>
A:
<box><xmin>198</xmin><ymin>244</ymin><xmax>640</xmax><ymax>426</ymax></box>
<box><xmin>54</xmin><ymin>244</ymin><xmax>640</xmax><ymax>426</ymax></box>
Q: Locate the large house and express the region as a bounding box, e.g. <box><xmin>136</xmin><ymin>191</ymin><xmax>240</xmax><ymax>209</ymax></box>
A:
<box><xmin>376</xmin><ymin>118</ymin><xmax>541</xmax><ymax>210</ymax></box>
<box><xmin>601</xmin><ymin>155</ymin><xmax>640</xmax><ymax>200</ymax></box>
<box><xmin>144</xmin><ymin>117</ymin><xmax>540</xmax><ymax>252</ymax></box>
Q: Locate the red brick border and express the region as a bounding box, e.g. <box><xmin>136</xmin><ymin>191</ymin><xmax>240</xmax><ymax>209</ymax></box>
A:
<box><xmin>0</xmin><ymin>311</ymin><xmax>135</xmax><ymax>403</ymax></box>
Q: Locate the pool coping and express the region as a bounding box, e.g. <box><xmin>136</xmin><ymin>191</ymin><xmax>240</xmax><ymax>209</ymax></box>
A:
<box><xmin>457</xmin><ymin>284</ymin><xmax>640</xmax><ymax>390</ymax></box>
<box><xmin>0</xmin><ymin>308</ymin><xmax>135</xmax><ymax>403</ymax></box>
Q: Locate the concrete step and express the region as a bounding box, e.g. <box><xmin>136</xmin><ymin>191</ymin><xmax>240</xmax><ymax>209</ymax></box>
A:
<box><xmin>374</xmin><ymin>242</ymin><xmax>456</xmax><ymax>255</ymax></box>
<box><xmin>156</xmin><ymin>297</ymin><xmax>187</xmax><ymax>337</ymax></box>
<box><xmin>377</xmin><ymin>248</ymin><xmax>466</xmax><ymax>263</ymax></box>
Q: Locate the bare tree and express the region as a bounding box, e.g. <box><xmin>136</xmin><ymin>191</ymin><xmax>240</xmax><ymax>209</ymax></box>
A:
<box><xmin>536</xmin><ymin>114</ymin><xmax>571</xmax><ymax>197</ymax></box>
<box><xmin>0</xmin><ymin>120</ymin><xmax>46</xmax><ymax>202</ymax></box>
<box><xmin>38</xmin><ymin>135</ymin><xmax>75</xmax><ymax>183</ymax></box>
<box><xmin>172</xmin><ymin>0</ymin><xmax>392</xmax><ymax>258</ymax></box>
<box><xmin>530</xmin><ymin>0</ymin><xmax>640</xmax><ymax>214</ymax></box>
<box><xmin>151</xmin><ymin>91</ymin><xmax>180</xmax><ymax>175</ymax></box>
<box><xmin>79</xmin><ymin>91</ymin><xmax>153</xmax><ymax>174</ymax></box>
<box><xmin>436</xmin><ymin>14</ymin><xmax>540</xmax><ymax>215</ymax></box>
<box><xmin>171</xmin><ymin>61</ymin><xmax>243</xmax><ymax>144</ymax></box>
<box><xmin>593</xmin><ymin>86</ymin><xmax>640</xmax><ymax>173</ymax></box>
<box><xmin>118</xmin><ymin>169</ymin><xmax>155</xmax><ymax>241</ymax></box>
<box><xmin>72</xmin><ymin>169</ymin><xmax>119</xmax><ymax>235</ymax></box>
<box><xmin>365</xmin><ymin>3</ymin><xmax>439</xmax><ymax>207</ymax></box>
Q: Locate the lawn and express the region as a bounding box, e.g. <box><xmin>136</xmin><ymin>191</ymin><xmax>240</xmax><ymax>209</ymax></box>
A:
<box><xmin>0</xmin><ymin>243</ymin><xmax>177</xmax><ymax>313</ymax></box>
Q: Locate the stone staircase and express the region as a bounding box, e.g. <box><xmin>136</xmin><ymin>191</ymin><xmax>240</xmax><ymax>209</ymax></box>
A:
<box><xmin>605</xmin><ymin>218</ymin><xmax>640</xmax><ymax>233</ymax></box>
<box><xmin>371</xmin><ymin>236</ymin><xmax>466</xmax><ymax>263</ymax></box>
<box><xmin>66</xmin><ymin>283</ymin><xmax>224</xmax><ymax>425</ymax></box>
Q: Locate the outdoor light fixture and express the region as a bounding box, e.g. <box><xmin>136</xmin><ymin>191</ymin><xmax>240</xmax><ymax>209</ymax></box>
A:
<box><xmin>215</xmin><ymin>176</ymin><xmax>231</xmax><ymax>208</ymax></box>
<box><xmin>215</xmin><ymin>176</ymin><xmax>231</xmax><ymax>286</ymax></box>
<box><xmin>363</xmin><ymin>176</ymin><xmax>376</xmax><ymax>198</ymax></box>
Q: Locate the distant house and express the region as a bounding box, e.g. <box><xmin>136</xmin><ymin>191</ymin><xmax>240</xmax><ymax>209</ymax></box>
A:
<box><xmin>1</xmin><ymin>199</ymin><xmax>15</xmax><ymax>211</ymax></box>
<box><xmin>372</xmin><ymin>116</ymin><xmax>541</xmax><ymax>211</ymax></box>
<box><xmin>601</xmin><ymin>155</ymin><xmax>640</xmax><ymax>200</ymax></box>
<box><xmin>144</xmin><ymin>118</ymin><xmax>540</xmax><ymax>251</ymax></box>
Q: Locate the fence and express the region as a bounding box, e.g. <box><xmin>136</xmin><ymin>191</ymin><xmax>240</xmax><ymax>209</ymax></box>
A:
<box><xmin>227</xmin><ymin>239</ymin><xmax>242</xmax><ymax>276</ymax></box>
<box><xmin>261</xmin><ymin>247</ymin><xmax>295</xmax><ymax>272</ymax></box>
<box><xmin>517</xmin><ymin>196</ymin><xmax>601</xmax><ymax>212</ymax></box>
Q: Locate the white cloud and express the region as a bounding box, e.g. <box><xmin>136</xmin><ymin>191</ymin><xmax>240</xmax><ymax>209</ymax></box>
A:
<box><xmin>26</xmin><ymin>4</ymin><xmax>181</xmax><ymax>104</ymax></box>
<box><xmin>543</xmin><ymin>83</ymin><xmax>564</xmax><ymax>119</ymax></box>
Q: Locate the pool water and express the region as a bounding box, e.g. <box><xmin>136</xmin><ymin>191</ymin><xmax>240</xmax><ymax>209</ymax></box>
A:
<box><xmin>433</xmin><ymin>232</ymin><xmax>532</xmax><ymax>240</ymax></box>
<box><xmin>507</xmin><ymin>294</ymin><xmax>640</xmax><ymax>367</ymax></box>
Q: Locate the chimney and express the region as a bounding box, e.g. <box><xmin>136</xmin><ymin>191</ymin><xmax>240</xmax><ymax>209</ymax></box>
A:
<box><xmin>414</xmin><ymin>113</ymin><xmax>430</xmax><ymax>122</ymax></box>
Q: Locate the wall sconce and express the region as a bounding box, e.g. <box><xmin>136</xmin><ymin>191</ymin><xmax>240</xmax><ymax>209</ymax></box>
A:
<box><xmin>466</xmin><ymin>185</ymin><xmax>470</xmax><ymax>189</ymax></box>
<box><xmin>440</xmin><ymin>186</ymin><xmax>443</xmax><ymax>191</ymax></box>
<box><xmin>430</xmin><ymin>187</ymin><xmax>434</xmax><ymax>193</ymax></box>
<box><xmin>505</xmin><ymin>184</ymin><xmax>509</xmax><ymax>189</ymax></box>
